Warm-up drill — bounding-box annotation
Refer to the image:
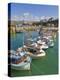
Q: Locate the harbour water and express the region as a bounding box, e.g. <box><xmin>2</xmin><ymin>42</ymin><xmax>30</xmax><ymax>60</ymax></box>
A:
<box><xmin>10</xmin><ymin>31</ymin><xmax>58</xmax><ymax>77</ymax></box>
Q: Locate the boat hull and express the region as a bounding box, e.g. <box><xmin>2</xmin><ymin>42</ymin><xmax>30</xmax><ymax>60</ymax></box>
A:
<box><xmin>11</xmin><ymin>62</ymin><xmax>31</xmax><ymax>70</ymax></box>
<box><xmin>31</xmin><ymin>52</ymin><xmax>46</xmax><ymax>59</ymax></box>
<box><xmin>41</xmin><ymin>45</ymin><xmax>48</xmax><ymax>50</ymax></box>
<box><xmin>49</xmin><ymin>43</ymin><xmax>54</xmax><ymax>47</ymax></box>
<box><xmin>11</xmin><ymin>56</ymin><xmax>32</xmax><ymax>70</ymax></box>
<box><xmin>26</xmin><ymin>51</ymin><xmax>46</xmax><ymax>59</ymax></box>
<box><xmin>48</xmin><ymin>41</ymin><xmax>54</xmax><ymax>47</ymax></box>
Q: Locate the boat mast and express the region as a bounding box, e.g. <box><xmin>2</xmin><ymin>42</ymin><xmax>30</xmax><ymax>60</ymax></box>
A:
<box><xmin>23</xmin><ymin>14</ymin><xmax>24</xmax><ymax>46</ymax></box>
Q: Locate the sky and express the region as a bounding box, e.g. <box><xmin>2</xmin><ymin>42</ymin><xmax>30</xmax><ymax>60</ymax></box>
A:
<box><xmin>8</xmin><ymin>3</ymin><xmax>58</xmax><ymax>21</ymax></box>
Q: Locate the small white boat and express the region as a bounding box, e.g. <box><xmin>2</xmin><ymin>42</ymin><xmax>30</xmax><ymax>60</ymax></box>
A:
<box><xmin>43</xmin><ymin>36</ymin><xmax>53</xmax><ymax>41</ymax></box>
<box><xmin>31</xmin><ymin>50</ymin><xmax>46</xmax><ymax>59</ymax></box>
<box><xmin>9</xmin><ymin>51</ymin><xmax>32</xmax><ymax>70</ymax></box>
<box><xmin>26</xmin><ymin>48</ymin><xmax>46</xmax><ymax>59</ymax></box>
<box><xmin>17</xmin><ymin>47</ymin><xmax>23</xmax><ymax>52</ymax></box>
<box><xmin>37</xmin><ymin>40</ymin><xmax>46</xmax><ymax>45</ymax></box>
<box><xmin>37</xmin><ymin>40</ymin><xmax>48</xmax><ymax>50</ymax></box>
<box><xmin>48</xmin><ymin>40</ymin><xmax>54</xmax><ymax>47</ymax></box>
<box><xmin>31</xmin><ymin>43</ymin><xmax>38</xmax><ymax>47</ymax></box>
<box><xmin>43</xmin><ymin>36</ymin><xmax>52</xmax><ymax>39</ymax></box>
<box><xmin>40</xmin><ymin>44</ymin><xmax>49</xmax><ymax>50</ymax></box>
<box><xmin>42</xmin><ymin>36</ymin><xmax>54</xmax><ymax>47</ymax></box>
<box><xmin>11</xmin><ymin>56</ymin><xmax>31</xmax><ymax>70</ymax></box>
<box><xmin>50</xmin><ymin>42</ymin><xmax>54</xmax><ymax>47</ymax></box>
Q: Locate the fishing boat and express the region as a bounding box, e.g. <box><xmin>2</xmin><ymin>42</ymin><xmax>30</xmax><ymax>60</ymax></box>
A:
<box><xmin>9</xmin><ymin>50</ymin><xmax>32</xmax><ymax>70</ymax></box>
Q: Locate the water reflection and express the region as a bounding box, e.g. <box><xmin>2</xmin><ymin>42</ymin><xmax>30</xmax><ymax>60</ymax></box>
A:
<box><xmin>11</xmin><ymin>33</ymin><xmax>16</xmax><ymax>38</ymax></box>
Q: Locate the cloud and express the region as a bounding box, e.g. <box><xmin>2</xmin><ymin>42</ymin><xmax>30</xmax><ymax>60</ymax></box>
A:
<box><xmin>40</xmin><ymin>16</ymin><xmax>46</xmax><ymax>20</ymax></box>
<box><xmin>11</xmin><ymin>13</ymin><xmax>54</xmax><ymax>22</ymax></box>
<box><xmin>23</xmin><ymin>13</ymin><xmax>40</xmax><ymax>21</ymax></box>
<box><xmin>11</xmin><ymin>12</ymin><xmax>40</xmax><ymax>21</ymax></box>
<box><xmin>23</xmin><ymin>12</ymin><xmax>30</xmax><ymax>16</ymax></box>
<box><xmin>34</xmin><ymin>16</ymin><xmax>40</xmax><ymax>21</ymax></box>
<box><xmin>11</xmin><ymin>15</ymin><xmax>20</xmax><ymax>21</ymax></box>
